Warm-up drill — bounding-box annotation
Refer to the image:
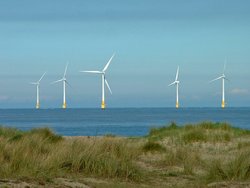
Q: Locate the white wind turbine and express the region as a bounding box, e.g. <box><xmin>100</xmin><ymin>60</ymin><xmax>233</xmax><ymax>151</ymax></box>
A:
<box><xmin>169</xmin><ymin>66</ymin><xmax>180</xmax><ymax>108</ymax></box>
<box><xmin>51</xmin><ymin>63</ymin><xmax>70</xmax><ymax>109</ymax></box>
<box><xmin>80</xmin><ymin>54</ymin><xmax>115</xmax><ymax>109</ymax></box>
<box><xmin>30</xmin><ymin>72</ymin><xmax>46</xmax><ymax>109</ymax></box>
<box><xmin>209</xmin><ymin>61</ymin><xmax>228</xmax><ymax>108</ymax></box>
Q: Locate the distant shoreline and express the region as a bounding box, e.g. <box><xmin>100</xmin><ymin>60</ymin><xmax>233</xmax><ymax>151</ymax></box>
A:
<box><xmin>1</xmin><ymin>106</ymin><xmax>250</xmax><ymax>109</ymax></box>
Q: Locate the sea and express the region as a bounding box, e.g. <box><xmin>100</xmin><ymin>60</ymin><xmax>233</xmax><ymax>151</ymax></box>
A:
<box><xmin>0</xmin><ymin>108</ymin><xmax>249</xmax><ymax>136</ymax></box>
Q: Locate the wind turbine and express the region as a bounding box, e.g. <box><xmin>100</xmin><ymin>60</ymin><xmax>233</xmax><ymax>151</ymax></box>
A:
<box><xmin>80</xmin><ymin>54</ymin><xmax>115</xmax><ymax>109</ymax></box>
<box><xmin>209</xmin><ymin>61</ymin><xmax>228</xmax><ymax>108</ymax></box>
<box><xmin>52</xmin><ymin>63</ymin><xmax>70</xmax><ymax>109</ymax></box>
<box><xmin>30</xmin><ymin>72</ymin><xmax>46</xmax><ymax>109</ymax></box>
<box><xmin>169</xmin><ymin>66</ymin><xmax>180</xmax><ymax>108</ymax></box>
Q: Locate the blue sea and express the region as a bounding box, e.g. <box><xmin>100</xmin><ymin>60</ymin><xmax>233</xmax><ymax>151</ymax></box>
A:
<box><xmin>0</xmin><ymin>108</ymin><xmax>249</xmax><ymax>136</ymax></box>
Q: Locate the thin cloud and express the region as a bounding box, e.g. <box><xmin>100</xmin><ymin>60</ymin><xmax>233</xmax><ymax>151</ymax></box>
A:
<box><xmin>0</xmin><ymin>1</ymin><xmax>249</xmax><ymax>22</ymax></box>
<box><xmin>0</xmin><ymin>95</ymin><xmax>10</xmax><ymax>101</ymax></box>
<box><xmin>230</xmin><ymin>88</ymin><xmax>249</xmax><ymax>95</ymax></box>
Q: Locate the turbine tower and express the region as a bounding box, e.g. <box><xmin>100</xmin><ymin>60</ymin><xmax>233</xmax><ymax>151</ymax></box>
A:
<box><xmin>169</xmin><ymin>66</ymin><xmax>180</xmax><ymax>108</ymax></box>
<box><xmin>80</xmin><ymin>54</ymin><xmax>115</xmax><ymax>109</ymax></box>
<box><xmin>210</xmin><ymin>61</ymin><xmax>228</xmax><ymax>108</ymax></box>
<box><xmin>52</xmin><ymin>63</ymin><xmax>70</xmax><ymax>109</ymax></box>
<box><xmin>30</xmin><ymin>72</ymin><xmax>46</xmax><ymax>109</ymax></box>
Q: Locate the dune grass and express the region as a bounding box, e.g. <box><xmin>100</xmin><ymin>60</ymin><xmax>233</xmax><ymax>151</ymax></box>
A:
<box><xmin>1</xmin><ymin>122</ymin><xmax>250</xmax><ymax>187</ymax></box>
<box><xmin>206</xmin><ymin>150</ymin><xmax>250</xmax><ymax>182</ymax></box>
<box><xmin>0</xmin><ymin>126</ymin><xmax>141</xmax><ymax>183</ymax></box>
<box><xmin>148</xmin><ymin>121</ymin><xmax>250</xmax><ymax>143</ymax></box>
<box><xmin>141</xmin><ymin>122</ymin><xmax>250</xmax><ymax>186</ymax></box>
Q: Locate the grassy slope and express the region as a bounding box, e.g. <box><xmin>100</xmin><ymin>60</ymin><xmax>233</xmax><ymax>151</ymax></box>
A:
<box><xmin>1</xmin><ymin>122</ymin><xmax>250</xmax><ymax>187</ymax></box>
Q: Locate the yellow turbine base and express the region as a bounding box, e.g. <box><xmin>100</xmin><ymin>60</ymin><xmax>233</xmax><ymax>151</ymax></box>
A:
<box><xmin>176</xmin><ymin>102</ymin><xmax>179</xmax><ymax>109</ymax></box>
<box><xmin>36</xmin><ymin>103</ymin><xmax>40</xmax><ymax>109</ymax></box>
<box><xmin>62</xmin><ymin>102</ymin><xmax>67</xmax><ymax>109</ymax></box>
<box><xmin>221</xmin><ymin>101</ymin><xmax>225</xmax><ymax>108</ymax></box>
<box><xmin>101</xmin><ymin>101</ymin><xmax>106</xmax><ymax>109</ymax></box>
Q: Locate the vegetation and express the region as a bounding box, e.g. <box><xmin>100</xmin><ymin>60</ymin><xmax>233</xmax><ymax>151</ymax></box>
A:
<box><xmin>142</xmin><ymin>140</ymin><xmax>165</xmax><ymax>152</ymax></box>
<box><xmin>1</xmin><ymin>122</ymin><xmax>250</xmax><ymax>187</ymax></box>
<box><xmin>0</xmin><ymin>127</ymin><xmax>141</xmax><ymax>186</ymax></box>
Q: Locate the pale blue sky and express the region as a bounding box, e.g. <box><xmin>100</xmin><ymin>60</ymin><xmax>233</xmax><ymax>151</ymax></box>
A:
<box><xmin>0</xmin><ymin>0</ymin><xmax>249</xmax><ymax>108</ymax></box>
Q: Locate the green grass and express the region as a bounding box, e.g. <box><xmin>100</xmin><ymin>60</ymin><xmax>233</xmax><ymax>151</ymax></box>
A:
<box><xmin>148</xmin><ymin>122</ymin><xmax>181</xmax><ymax>141</ymax></box>
<box><xmin>182</xmin><ymin>129</ymin><xmax>208</xmax><ymax>143</ymax></box>
<box><xmin>1</xmin><ymin>122</ymin><xmax>250</xmax><ymax>187</ymax></box>
<box><xmin>147</xmin><ymin>121</ymin><xmax>249</xmax><ymax>144</ymax></box>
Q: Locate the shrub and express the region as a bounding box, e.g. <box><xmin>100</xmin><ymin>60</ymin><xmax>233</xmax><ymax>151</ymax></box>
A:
<box><xmin>0</xmin><ymin>126</ymin><xmax>23</xmax><ymax>138</ymax></box>
<box><xmin>28</xmin><ymin>128</ymin><xmax>63</xmax><ymax>143</ymax></box>
<box><xmin>142</xmin><ymin>140</ymin><xmax>165</xmax><ymax>152</ymax></box>
<box><xmin>182</xmin><ymin>129</ymin><xmax>207</xmax><ymax>143</ymax></box>
<box><xmin>238</xmin><ymin>142</ymin><xmax>250</xmax><ymax>150</ymax></box>
<box><xmin>8</xmin><ymin>134</ymin><xmax>23</xmax><ymax>142</ymax></box>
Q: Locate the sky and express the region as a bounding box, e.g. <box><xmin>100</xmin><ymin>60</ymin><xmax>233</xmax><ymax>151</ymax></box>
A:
<box><xmin>0</xmin><ymin>0</ymin><xmax>249</xmax><ymax>108</ymax></box>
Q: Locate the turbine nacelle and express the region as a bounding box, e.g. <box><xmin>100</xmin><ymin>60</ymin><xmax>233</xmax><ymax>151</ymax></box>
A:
<box><xmin>168</xmin><ymin>80</ymin><xmax>179</xmax><ymax>86</ymax></box>
<box><xmin>80</xmin><ymin>54</ymin><xmax>115</xmax><ymax>95</ymax></box>
<box><xmin>209</xmin><ymin>74</ymin><xmax>228</xmax><ymax>83</ymax></box>
<box><xmin>80</xmin><ymin>71</ymin><xmax>105</xmax><ymax>75</ymax></box>
<box><xmin>51</xmin><ymin>64</ymin><xmax>69</xmax><ymax>85</ymax></box>
<box><xmin>30</xmin><ymin>82</ymin><xmax>39</xmax><ymax>85</ymax></box>
<box><xmin>169</xmin><ymin>66</ymin><xmax>180</xmax><ymax>86</ymax></box>
<box><xmin>30</xmin><ymin>72</ymin><xmax>46</xmax><ymax>85</ymax></box>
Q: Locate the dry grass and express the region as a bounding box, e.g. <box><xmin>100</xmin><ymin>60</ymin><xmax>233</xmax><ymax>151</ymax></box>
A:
<box><xmin>0</xmin><ymin>127</ymin><xmax>141</xmax><ymax>183</ymax></box>
<box><xmin>1</xmin><ymin>122</ymin><xmax>250</xmax><ymax>187</ymax></box>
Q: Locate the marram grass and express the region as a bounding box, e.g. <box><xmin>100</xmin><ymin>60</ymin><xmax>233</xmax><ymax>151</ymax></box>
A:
<box><xmin>0</xmin><ymin>127</ymin><xmax>141</xmax><ymax>182</ymax></box>
<box><xmin>1</xmin><ymin>122</ymin><xmax>250</xmax><ymax>187</ymax></box>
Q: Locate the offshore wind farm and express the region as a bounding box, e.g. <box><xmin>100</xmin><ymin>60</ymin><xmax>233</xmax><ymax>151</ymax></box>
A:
<box><xmin>0</xmin><ymin>1</ymin><xmax>250</xmax><ymax>187</ymax></box>
<box><xmin>0</xmin><ymin>0</ymin><xmax>249</xmax><ymax>136</ymax></box>
<box><xmin>27</xmin><ymin>60</ymin><xmax>234</xmax><ymax>109</ymax></box>
<box><xmin>0</xmin><ymin>2</ymin><xmax>249</xmax><ymax>109</ymax></box>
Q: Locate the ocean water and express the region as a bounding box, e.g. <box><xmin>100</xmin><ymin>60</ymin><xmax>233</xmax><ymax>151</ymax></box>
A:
<box><xmin>0</xmin><ymin>108</ymin><xmax>249</xmax><ymax>136</ymax></box>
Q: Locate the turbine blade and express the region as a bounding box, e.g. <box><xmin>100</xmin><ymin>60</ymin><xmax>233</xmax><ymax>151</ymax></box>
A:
<box><xmin>105</xmin><ymin>79</ymin><xmax>112</xmax><ymax>94</ymax></box>
<box><xmin>30</xmin><ymin>82</ymin><xmax>38</xmax><ymax>85</ymax></box>
<box><xmin>38</xmin><ymin>72</ymin><xmax>46</xmax><ymax>82</ymax></box>
<box><xmin>175</xmin><ymin>66</ymin><xmax>179</xmax><ymax>81</ymax></box>
<box><xmin>51</xmin><ymin>79</ymin><xmax>63</xmax><ymax>84</ymax></box>
<box><xmin>209</xmin><ymin>76</ymin><xmax>223</xmax><ymax>83</ymax></box>
<box><xmin>80</xmin><ymin>71</ymin><xmax>103</xmax><ymax>74</ymax></box>
<box><xmin>168</xmin><ymin>81</ymin><xmax>176</xmax><ymax>86</ymax></box>
<box><xmin>102</xmin><ymin>53</ymin><xmax>115</xmax><ymax>72</ymax></box>
<box><xmin>64</xmin><ymin>63</ymin><xmax>69</xmax><ymax>77</ymax></box>
<box><xmin>65</xmin><ymin>80</ymin><xmax>73</xmax><ymax>88</ymax></box>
